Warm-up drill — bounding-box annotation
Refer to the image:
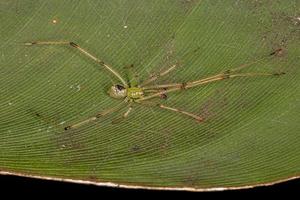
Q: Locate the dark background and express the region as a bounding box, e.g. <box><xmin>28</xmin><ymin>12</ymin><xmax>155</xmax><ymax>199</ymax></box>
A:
<box><xmin>0</xmin><ymin>174</ymin><xmax>299</xmax><ymax>194</ymax></box>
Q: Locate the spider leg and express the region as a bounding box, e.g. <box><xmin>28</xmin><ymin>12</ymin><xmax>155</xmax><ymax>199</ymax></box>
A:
<box><xmin>25</xmin><ymin>41</ymin><xmax>128</xmax><ymax>87</ymax></box>
<box><xmin>111</xmin><ymin>104</ymin><xmax>133</xmax><ymax>124</ymax></box>
<box><xmin>136</xmin><ymin>101</ymin><xmax>203</xmax><ymax>122</ymax></box>
<box><xmin>136</xmin><ymin>72</ymin><xmax>285</xmax><ymax>102</ymax></box>
<box><xmin>64</xmin><ymin>101</ymin><xmax>126</xmax><ymax>130</ymax></box>
<box><xmin>139</xmin><ymin>63</ymin><xmax>178</xmax><ymax>87</ymax></box>
<box><xmin>158</xmin><ymin>104</ymin><xmax>204</xmax><ymax>122</ymax></box>
<box><xmin>226</xmin><ymin>57</ymin><xmax>271</xmax><ymax>73</ymax></box>
<box><xmin>139</xmin><ymin>47</ymin><xmax>203</xmax><ymax>87</ymax></box>
<box><xmin>223</xmin><ymin>49</ymin><xmax>281</xmax><ymax>73</ymax></box>
<box><xmin>144</xmin><ymin>88</ymin><xmax>168</xmax><ymax>99</ymax></box>
<box><xmin>142</xmin><ymin>50</ymin><xmax>279</xmax><ymax>90</ymax></box>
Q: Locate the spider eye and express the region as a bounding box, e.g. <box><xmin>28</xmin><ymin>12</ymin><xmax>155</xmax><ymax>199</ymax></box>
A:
<box><xmin>116</xmin><ymin>85</ymin><xmax>125</xmax><ymax>91</ymax></box>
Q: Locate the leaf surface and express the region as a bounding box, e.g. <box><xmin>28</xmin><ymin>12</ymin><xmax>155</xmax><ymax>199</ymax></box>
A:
<box><xmin>1</xmin><ymin>0</ymin><xmax>300</xmax><ymax>190</ymax></box>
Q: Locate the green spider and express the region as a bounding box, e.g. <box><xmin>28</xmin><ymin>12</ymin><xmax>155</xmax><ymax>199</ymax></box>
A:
<box><xmin>25</xmin><ymin>41</ymin><xmax>285</xmax><ymax>130</ymax></box>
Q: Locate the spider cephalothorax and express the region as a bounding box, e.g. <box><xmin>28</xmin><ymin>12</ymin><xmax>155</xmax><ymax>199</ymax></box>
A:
<box><xmin>25</xmin><ymin>41</ymin><xmax>284</xmax><ymax>131</ymax></box>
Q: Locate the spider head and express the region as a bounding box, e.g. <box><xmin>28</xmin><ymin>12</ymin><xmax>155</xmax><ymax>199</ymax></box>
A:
<box><xmin>108</xmin><ymin>84</ymin><xmax>127</xmax><ymax>99</ymax></box>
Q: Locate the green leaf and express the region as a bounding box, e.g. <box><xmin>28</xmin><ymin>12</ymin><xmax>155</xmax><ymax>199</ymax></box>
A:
<box><xmin>1</xmin><ymin>0</ymin><xmax>300</xmax><ymax>191</ymax></box>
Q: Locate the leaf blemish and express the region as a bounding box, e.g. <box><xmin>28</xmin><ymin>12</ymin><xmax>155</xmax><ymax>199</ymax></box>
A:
<box><xmin>270</xmin><ymin>48</ymin><xmax>285</xmax><ymax>57</ymax></box>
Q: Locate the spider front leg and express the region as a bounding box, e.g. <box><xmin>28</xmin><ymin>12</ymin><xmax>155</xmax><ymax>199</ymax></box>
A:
<box><xmin>139</xmin><ymin>63</ymin><xmax>178</xmax><ymax>87</ymax></box>
<box><xmin>64</xmin><ymin>101</ymin><xmax>126</xmax><ymax>130</ymax></box>
<box><xmin>139</xmin><ymin>47</ymin><xmax>203</xmax><ymax>87</ymax></box>
<box><xmin>25</xmin><ymin>41</ymin><xmax>128</xmax><ymax>87</ymax></box>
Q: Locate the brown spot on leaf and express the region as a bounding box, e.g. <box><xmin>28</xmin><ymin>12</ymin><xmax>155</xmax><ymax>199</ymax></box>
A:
<box><xmin>180</xmin><ymin>0</ymin><xmax>201</xmax><ymax>13</ymax></box>
<box><xmin>55</xmin><ymin>129</ymin><xmax>86</xmax><ymax>151</ymax></box>
<box><xmin>128</xmin><ymin>128</ymin><xmax>172</xmax><ymax>156</ymax></box>
<box><xmin>87</xmin><ymin>175</ymin><xmax>98</xmax><ymax>181</ymax></box>
<box><xmin>270</xmin><ymin>48</ymin><xmax>285</xmax><ymax>57</ymax></box>
<box><xmin>26</xmin><ymin>108</ymin><xmax>61</xmax><ymax>129</ymax></box>
<box><xmin>199</xmin><ymin>89</ymin><xmax>228</xmax><ymax>121</ymax></box>
<box><xmin>130</xmin><ymin>144</ymin><xmax>142</xmax><ymax>153</ymax></box>
<box><xmin>261</xmin><ymin>11</ymin><xmax>300</xmax><ymax>57</ymax></box>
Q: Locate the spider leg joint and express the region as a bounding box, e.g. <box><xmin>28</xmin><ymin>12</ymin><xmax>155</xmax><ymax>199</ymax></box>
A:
<box><xmin>70</xmin><ymin>42</ymin><xmax>79</xmax><ymax>48</ymax></box>
<box><xmin>221</xmin><ymin>73</ymin><xmax>230</xmax><ymax>79</ymax></box>
<box><xmin>24</xmin><ymin>42</ymin><xmax>37</xmax><ymax>46</ymax></box>
<box><xmin>96</xmin><ymin>113</ymin><xmax>103</xmax><ymax>118</ymax></box>
<box><xmin>181</xmin><ymin>82</ymin><xmax>187</xmax><ymax>89</ymax></box>
<box><xmin>273</xmin><ymin>72</ymin><xmax>286</xmax><ymax>76</ymax></box>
